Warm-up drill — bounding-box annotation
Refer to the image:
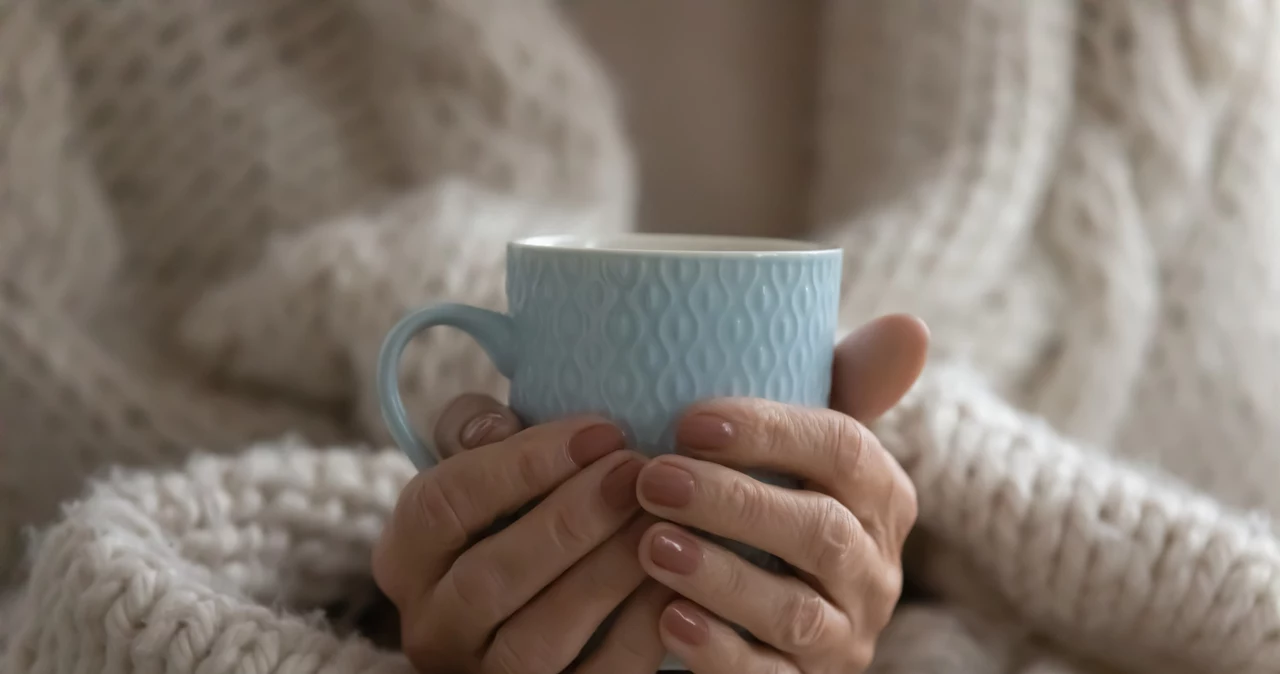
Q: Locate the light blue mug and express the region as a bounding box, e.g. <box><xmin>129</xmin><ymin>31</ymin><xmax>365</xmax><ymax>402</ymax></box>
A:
<box><xmin>376</xmin><ymin>233</ymin><xmax>841</xmax><ymax>670</ymax></box>
<box><xmin>377</xmin><ymin>233</ymin><xmax>843</xmax><ymax>470</ymax></box>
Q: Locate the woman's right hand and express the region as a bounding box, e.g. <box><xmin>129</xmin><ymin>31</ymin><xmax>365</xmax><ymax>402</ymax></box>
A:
<box><xmin>372</xmin><ymin>394</ymin><xmax>671</xmax><ymax>674</ymax></box>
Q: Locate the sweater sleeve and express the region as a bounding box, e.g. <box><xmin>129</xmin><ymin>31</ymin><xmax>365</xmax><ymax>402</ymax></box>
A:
<box><xmin>0</xmin><ymin>2</ymin><xmax>348</xmax><ymax>578</ymax></box>
<box><xmin>809</xmin><ymin>0</ymin><xmax>1076</xmax><ymax>385</ymax></box>
<box><xmin>880</xmin><ymin>363</ymin><xmax>1280</xmax><ymax>674</ymax></box>
<box><xmin>173</xmin><ymin>0</ymin><xmax>636</xmax><ymax>446</ymax></box>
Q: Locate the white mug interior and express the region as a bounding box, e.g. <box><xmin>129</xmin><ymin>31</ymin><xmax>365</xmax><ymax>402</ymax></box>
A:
<box><xmin>513</xmin><ymin>233</ymin><xmax>838</xmax><ymax>256</ymax></box>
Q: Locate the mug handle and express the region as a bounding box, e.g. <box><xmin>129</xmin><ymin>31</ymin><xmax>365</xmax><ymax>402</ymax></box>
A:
<box><xmin>376</xmin><ymin>303</ymin><xmax>520</xmax><ymax>470</ymax></box>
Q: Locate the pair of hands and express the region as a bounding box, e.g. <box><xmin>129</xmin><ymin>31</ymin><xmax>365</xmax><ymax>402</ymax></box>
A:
<box><xmin>372</xmin><ymin>315</ymin><xmax>929</xmax><ymax>674</ymax></box>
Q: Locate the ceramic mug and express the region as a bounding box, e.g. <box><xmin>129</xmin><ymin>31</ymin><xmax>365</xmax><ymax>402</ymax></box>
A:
<box><xmin>377</xmin><ymin>233</ymin><xmax>843</xmax><ymax>469</ymax></box>
<box><xmin>376</xmin><ymin>233</ymin><xmax>842</xmax><ymax>670</ymax></box>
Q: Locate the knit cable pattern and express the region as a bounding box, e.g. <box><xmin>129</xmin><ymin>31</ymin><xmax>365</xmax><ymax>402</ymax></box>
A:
<box><xmin>5</xmin><ymin>0</ymin><xmax>1280</xmax><ymax>671</ymax></box>
<box><xmin>0</xmin><ymin>0</ymin><xmax>632</xmax><ymax>579</ymax></box>
<box><xmin>3</xmin><ymin>442</ymin><xmax>418</xmax><ymax>674</ymax></box>
<box><xmin>876</xmin><ymin>364</ymin><xmax>1280</xmax><ymax>673</ymax></box>
<box><xmin>8</xmin><ymin>370</ymin><xmax>1280</xmax><ymax>673</ymax></box>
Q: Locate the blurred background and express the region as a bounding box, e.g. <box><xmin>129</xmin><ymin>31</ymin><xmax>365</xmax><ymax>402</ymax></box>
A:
<box><xmin>4</xmin><ymin>2</ymin><xmax>1280</xmax><ymax>671</ymax></box>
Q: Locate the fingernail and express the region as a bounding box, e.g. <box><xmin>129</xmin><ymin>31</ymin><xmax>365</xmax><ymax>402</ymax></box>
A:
<box><xmin>662</xmin><ymin>603</ymin><xmax>709</xmax><ymax>646</ymax></box>
<box><xmin>677</xmin><ymin>414</ymin><xmax>734</xmax><ymax>451</ymax></box>
<box><xmin>459</xmin><ymin>413</ymin><xmax>508</xmax><ymax>449</ymax></box>
<box><xmin>600</xmin><ymin>458</ymin><xmax>643</xmax><ymax>511</ymax></box>
<box><xmin>568</xmin><ymin>424</ymin><xmax>626</xmax><ymax>466</ymax></box>
<box><xmin>639</xmin><ymin>463</ymin><xmax>694</xmax><ymax>508</ymax></box>
<box><xmin>650</xmin><ymin>531</ymin><xmax>700</xmax><ymax>575</ymax></box>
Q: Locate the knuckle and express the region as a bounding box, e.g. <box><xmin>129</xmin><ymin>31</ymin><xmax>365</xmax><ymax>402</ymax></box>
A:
<box><xmin>577</xmin><ymin>550</ymin><xmax>624</xmax><ymax>598</ymax></box>
<box><xmin>845</xmin><ymin>640</ymin><xmax>876</xmax><ymax>673</ymax></box>
<box><xmin>869</xmin><ymin>461</ymin><xmax>919</xmax><ymax>556</ymax></box>
<box><xmin>777</xmin><ymin>591</ymin><xmax>832</xmax><ymax>653</ymax></box>
<box><xmin>578</xmin><ymin>566</ymin><xmax>612</xmax><ymax>599</ymax></box>
<box><xmin>583</xmin><ymin>544</ymin><xmax>637</xmax><ymax>598</ymax></box>
<box><xmin>868</xmin><ymin>564</ymin><xmax>904</xmax><ymax>626</ymax></box>
<box><xmin>486</xmin><ymin>627</ymin><xmax>563</xmax><ymax>674</ymax></box>
<box><xmin>725</xmin><ymin>639</ymin><xmax>761</xmax><ymax>674</ymax></box>
<box><xmin>843</xmin><ymin>560</ymin><xmax>902</xmax><ymax>650</ymax></box>
<box><xmin>809</xmin><ymin>499</ymin><xmax>860</xmax><ymax>579</ymax></box>
<box><xmin>406</xmin><ymin>473</ymin><xmax>469</xmax><ymax>549</ymax></box>
<box><xmin>893</xmin><ymin>479</ymin><xmax>920</xmax><ymax>549</ymax></box>
<box><xmin>448</xmin><ymin>554</ymin><xmax>507</xmax><ymax>620</ymax></box>
<box><xmin>895</xmin><ymin>468</ymin><xmax>920</xmax><ymax>529</ymax></box>
<box><xmin>722</xmin><ymin>555</ymin><xmax>752</xmax><ymax>598</ymax></box>
<box><xmin>761</xmin><ymin>402</ymin><xmax>798</xmax><ymax>454</ymax></box>
<box><xmin>511</xmin><ymin>441</ymin><xmax>549</xmax><ymax>491</ymax></box>
<box><xmin>725</xmin><ymin>475</ymin><xmax>766</xmax><ymax>526</ymax></box>
<box><xmin>828</xmin><ymin>415</ymin><xmax>870</xmax><ymax>481</ymax></box>
<box><xmin>546</xmin><ymin>502</ymin><xmax>595</xmax><ymax>553</ymax></box>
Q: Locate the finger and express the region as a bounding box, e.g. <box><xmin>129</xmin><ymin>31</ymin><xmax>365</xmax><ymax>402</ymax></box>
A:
<box><xmin>637</xmin><ymin>456</ymin><xmax>882</xmax><ymax>588</ymax></box>
<box><xmin>576</xmin><ymin>581</ymin><xmax>674</xmax><ymax>674</ymax></box>
<box><xmin>830</xmin><ymin>313</ymin><xmax>930</xmax><ymax>423</ymax></box>
<box><xmin>640</xmin><ymin>523</ymin><xmax>850</xmax><ymax>658</ymax></box>
<box><xmin>433</xmin><ymin>393</ymin><xmax>522</xmax><ymax>458</ymax></box>
<box><xmin>484</xmin><ymin>516</ymin><xmax>656</xmax><ymax>674</ymax></box>
<box><xmin>674</xmin><ymin>399</ymin><xmax>917</xmax><ymax>551</ymax></box>
<box><xmin>434</xmin><ymin>450</ymin><xmax>646</xmax><ymax>651</ymax></box>
<box><xmin>373</xmin><ymin>417</ymin><xmax>626</xmax><ymax>606</ymax></box>
<box><xmin>658</xmin><ymin>600</ymin><xmax>801</xmax><ymax>674</ymax></box>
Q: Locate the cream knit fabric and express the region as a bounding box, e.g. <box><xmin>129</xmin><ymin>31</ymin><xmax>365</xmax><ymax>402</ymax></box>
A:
<box><xmin>4</xmin><ymin>0</ymin><xmax>1280</xmax><ymax>673</ymax></box>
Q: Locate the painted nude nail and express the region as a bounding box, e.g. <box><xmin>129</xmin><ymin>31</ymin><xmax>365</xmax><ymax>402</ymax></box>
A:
<box><xmin>600</xmin><ymin>458</ymin><xmax>643</xmax><ymax>511</ymax></box>
<box><xmin>459</xmin><ymin>413</ymin><xmax>507</xmax><ymax>448</ymax></box>
<box><xmin>567</xmin><ymin>424</ymin><xmax>626</xmax><ymax>466</ymax></box>
<box><xmin>662</xmin><ymin>603</ymin><xmax>710</xmax><ymax>646</ymax></box>
<box><xmin>650</xmin><ymin>530</ymin><xmax>700</xmax><ymax>575</ymax></box>
<box><xmin>677</xmin><ymin>414</ymin><xmax>734</xmax><ymax>451</ymax></box>
<box><xmin>639</xmin><ymin>463</ymin><xmax>695</xmax><ymax>508</ymax></box>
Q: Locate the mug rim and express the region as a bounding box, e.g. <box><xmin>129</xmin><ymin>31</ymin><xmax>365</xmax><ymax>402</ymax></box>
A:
<box><xmin>511</xmin><ymin>233</ymin><xmax>840</xmax><ymax>257</ymax></box>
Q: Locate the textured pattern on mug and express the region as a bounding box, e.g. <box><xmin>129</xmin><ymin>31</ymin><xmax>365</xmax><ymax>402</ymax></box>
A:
<box><xmin>506</xmin><ymin>247</ymin><xmax>843</xmax><ymax>455</ymax></box>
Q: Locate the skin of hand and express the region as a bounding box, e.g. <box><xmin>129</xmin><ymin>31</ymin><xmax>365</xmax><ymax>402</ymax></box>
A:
<box><xmin>371</xmin><ymin>401</ymin><xmax>671</xmax><ymax>674</ymax></box>
<box><xmin>637</xmin><ymin>314</ymin><xmax>929</xmax><ymax>673</ymax></box>
<box><xmin>372</xmin><ymin>314</ymin><xmax>928</xmax><ymax>674</ymax></box>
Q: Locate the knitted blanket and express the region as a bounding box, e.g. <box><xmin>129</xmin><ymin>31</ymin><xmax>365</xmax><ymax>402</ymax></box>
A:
<box><xmin>4</xmin><ymin>1</ymin><xmax>1280</xmax><ymax>672</ymax></box>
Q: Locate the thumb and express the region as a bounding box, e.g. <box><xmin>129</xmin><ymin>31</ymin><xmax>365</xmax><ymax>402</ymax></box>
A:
<box><xmin>433</xmin><ymin>394</ymin><xmax>524</xmax><ymax>459</ymax></box>
<box><xmin>830</xmin><ymin>314</ymin><xmax>930</xmax><ymax>423</ymax></box>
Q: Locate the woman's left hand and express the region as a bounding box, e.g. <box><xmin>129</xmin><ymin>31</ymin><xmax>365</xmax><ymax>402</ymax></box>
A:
<box><xmin>636</xmin><ymin>314</ymin><xmax>929</xmax><ymax>673</ymax></box>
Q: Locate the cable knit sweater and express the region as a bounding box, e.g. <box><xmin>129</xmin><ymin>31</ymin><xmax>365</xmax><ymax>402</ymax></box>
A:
<box><xmin>3</xmin><ymin>1</ymin><xmax>1280</xmax><ymax>672</ymax></box>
